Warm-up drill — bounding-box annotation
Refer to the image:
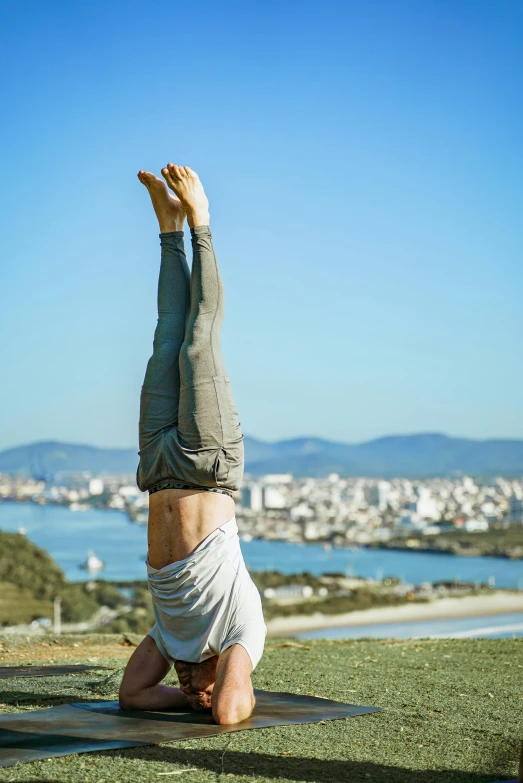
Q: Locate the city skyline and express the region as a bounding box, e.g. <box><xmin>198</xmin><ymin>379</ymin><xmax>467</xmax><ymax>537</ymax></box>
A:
<box><xmin>1</xmin><ymin>0</ymin><xmax>522</xmax><ymax>451</ymax></box>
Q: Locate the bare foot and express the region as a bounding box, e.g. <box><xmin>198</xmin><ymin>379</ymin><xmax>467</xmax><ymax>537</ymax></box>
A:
<box><xmin>137</xmin><ymin>170</ymin><xmax>186</xmax><ymax>233</ymax></box>
<box><xmin>174</xmin><ymin>657</ymin><xmax>218</xmax><ymax>711</ymax></box>
<box><xmin>161</xmin><ymin>165</ymin><xmax>210</xmax><ymax>229</ymax></box>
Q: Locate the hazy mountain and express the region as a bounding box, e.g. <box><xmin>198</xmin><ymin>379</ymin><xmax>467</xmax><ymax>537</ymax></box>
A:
<box><xmin>0</xmin><ymin>442</ymin><xmax>138</xmax><ymax>480</ymax></box>
<box><xmin>243</xmin><ymin>434</ymin><xmax>523</xmax><ymax>478</ymax></box>
<box><xmin>0</xmin><ymin>434</ymin><xmax>522</xmax><ymax>479</ymax></box>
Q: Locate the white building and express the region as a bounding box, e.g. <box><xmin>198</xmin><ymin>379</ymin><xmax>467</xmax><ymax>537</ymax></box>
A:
<box><xmin>378</xmin><ymin>480</ymin><xmax>392</xmax><ymax>509</ymax></box>
<box><xmin>263</xmin><ymin>485</ymin><xmax>287</xmax><ymax>509</ymax></box>
<box><xmin>416</xmin><ymin>487</ymin><xmax>440</xmax><ymax>521</ymax></box>
<box><xmin>242</xmin><ymin>483</ymin><xmax>263</xmax><ymax>512</ymax></box>
<box><xmin>119</xmin><ymin>485</ymin><xmax>142</xmax><ymax>499</ymax></box>
<box><xmin>464</xmin><ymin>519</ymin><xmax>489</xmax><ymax>532</ymax></box>
<box><xmin>261</xmin><ymin>474</ymin><xmax>293</xmax><ymax>484</ymax></box>
<box><xmin>89</xmin><ymin>478</ymin><xmax>104</xmax><ymax>496</ymax></box>
<box><xmin>290</xmin><ymin>502</ymin><xmax>315</xmax><ymax>522</ymax></box>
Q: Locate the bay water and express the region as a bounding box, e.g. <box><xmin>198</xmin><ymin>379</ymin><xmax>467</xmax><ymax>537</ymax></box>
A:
<box><xmin>1</xmin><ymin>501</ymin><xmax>522</xmax><ymax>586</ymax></box>
<box><xmin>1</xmin><ymin>501</ymin><xmax>522</xmax><ymax>638</ymax></box>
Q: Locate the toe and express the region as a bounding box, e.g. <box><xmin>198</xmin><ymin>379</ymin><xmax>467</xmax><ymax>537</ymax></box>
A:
<box><xmin>138</xmin><ymin>171</ymin><xmax>152</xmax><ymax>186</ymax></box>
<box><xmin>161</xmin><ymin>168</ymin><xmax>175</xmax><ymax>188</ymax></box>
<box><xmin>185</xmin><ymin>166</ymin><xmax>199</xmax><ymax>180</ymax></box>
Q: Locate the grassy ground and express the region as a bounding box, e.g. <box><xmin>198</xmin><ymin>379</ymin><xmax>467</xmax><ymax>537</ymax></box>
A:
<box><xmin>0</xmin><ymin>634</ymin><xmax>521</xmax><ymax>782</ymax></box>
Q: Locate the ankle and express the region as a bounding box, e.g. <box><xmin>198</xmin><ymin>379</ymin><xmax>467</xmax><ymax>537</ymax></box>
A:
<box><xmin>158</xmin><ymin>218</ymin><xmax>185</xmax><ymax>233</ymax></box>
<box><xmin>187</xmin><ymin>210</ymin><xmax>210</xmax><ymax>229</ymax></box>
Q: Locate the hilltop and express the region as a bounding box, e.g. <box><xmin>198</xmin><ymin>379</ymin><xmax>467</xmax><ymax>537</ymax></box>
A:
<box><xmin>2</xmin><ymin>432</ymin><xmax>523</xmax><ymax>478</ymax></box>
<box><xmin>0</xmin><ymin>633</ymin><xmax>520</xmax><ymax>781</ymax></box>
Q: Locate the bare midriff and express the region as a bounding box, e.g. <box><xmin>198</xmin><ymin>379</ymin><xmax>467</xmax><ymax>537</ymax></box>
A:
<box><xmin>147</xmin><ymin>489</ymin><xmax>236</xmax><ymax>569</ymax></box>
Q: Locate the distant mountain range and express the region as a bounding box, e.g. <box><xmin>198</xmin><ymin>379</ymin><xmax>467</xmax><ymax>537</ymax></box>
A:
<box><xmin>0</xmin><ymin>434</ymin><xmax>522</xmax><ymax>479</ymax></box>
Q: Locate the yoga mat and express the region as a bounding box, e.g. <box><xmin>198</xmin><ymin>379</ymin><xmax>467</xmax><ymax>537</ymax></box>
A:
<box><xmin>0</xmin><ymin>690</ymin><xmax>380</xmax><ymax>767</ymax></box>
<box><xmin>0</xmin><ymin>665</ymin><xmax>106</xmax><ymax>679</ymax></box>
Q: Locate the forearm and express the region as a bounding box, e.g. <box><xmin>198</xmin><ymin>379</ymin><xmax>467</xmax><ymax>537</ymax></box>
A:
<box><xmin>122</xmin><ymin>683</ymin><xmax>190</xmax><ymax>711</ymax></box>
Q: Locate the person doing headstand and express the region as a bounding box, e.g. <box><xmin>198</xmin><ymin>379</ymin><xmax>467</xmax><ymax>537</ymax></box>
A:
<box><xmin>119</xmin><ymin>164</ymin><xmax>266</xmax><ymax>725</ymax></box>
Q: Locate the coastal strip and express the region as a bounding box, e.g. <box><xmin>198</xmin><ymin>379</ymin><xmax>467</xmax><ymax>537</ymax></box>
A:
<box><xmin>265</xmin><ymin>590</ymin><xmax>523</xmax><ymax>636</ymax></box>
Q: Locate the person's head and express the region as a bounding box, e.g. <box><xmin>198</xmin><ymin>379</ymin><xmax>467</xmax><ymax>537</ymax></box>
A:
<box><xmin>174</xmin><ymin>656</ymin><xmax>219</xmax><ymax>710</ymax></box>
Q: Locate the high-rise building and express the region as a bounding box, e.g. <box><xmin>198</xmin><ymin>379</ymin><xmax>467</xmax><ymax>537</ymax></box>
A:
<box><xmin>366</xmin><ymin>485</ymin><xmax>380</xmax><ymax>506</ymax></box>
<box><xmin>241</xmin><ymin>483</ymin><xmax>263</xmax><ymax>512</ymax></box>
<box><xmin>508</xmin><ymin>494</ymin><xmax>523</xmax><ymax>524</ymax></box>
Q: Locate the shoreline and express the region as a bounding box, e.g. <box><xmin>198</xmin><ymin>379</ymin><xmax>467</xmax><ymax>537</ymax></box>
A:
<box><xmin>266</xmin><ymin>590</ymin><xmax>523</xmax><ymax>636</ymax></box>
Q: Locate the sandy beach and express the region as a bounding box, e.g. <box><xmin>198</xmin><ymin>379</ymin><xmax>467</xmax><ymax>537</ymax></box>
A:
<box><xmin>266</xmin><ymin>590</ymin><xmax>523</xmax><ymax>636</ymax></box>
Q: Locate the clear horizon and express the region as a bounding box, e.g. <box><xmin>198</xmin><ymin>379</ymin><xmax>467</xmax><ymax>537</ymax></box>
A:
<box><xmin>1</xmin><ymin>0</ymin><xmax>522</xmax><ymax>451</ymax></box>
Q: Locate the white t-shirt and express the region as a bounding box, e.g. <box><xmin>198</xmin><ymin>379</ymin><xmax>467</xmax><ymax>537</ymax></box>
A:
<box><xmin>147</xmin><ymin>516</ymin><xmax>267</xmax><ymax>670</ymax></box>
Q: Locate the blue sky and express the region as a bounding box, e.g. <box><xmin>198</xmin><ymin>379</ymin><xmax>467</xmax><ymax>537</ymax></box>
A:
<box><xmin>1</xmin><ymin>0</ymin><xmax>521</xmax><ymax>451</ymax></box>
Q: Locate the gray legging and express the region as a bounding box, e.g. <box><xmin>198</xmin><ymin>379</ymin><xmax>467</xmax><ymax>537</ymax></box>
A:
<box><xmin>136</xmin><ymin>226</ymin><xmax>244</xmax><ymax>496</ymax></box>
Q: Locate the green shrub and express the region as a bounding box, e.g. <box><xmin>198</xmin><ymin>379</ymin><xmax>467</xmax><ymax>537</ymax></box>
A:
<box><xmin>59</xmin><ymin>584</ymin><xmax>100</xmax><ymax>623</ymax></box>
<box><xmin>0</xmin><ymin>531</ymin><xmax>66</xmax><ymax>599</ymax></box>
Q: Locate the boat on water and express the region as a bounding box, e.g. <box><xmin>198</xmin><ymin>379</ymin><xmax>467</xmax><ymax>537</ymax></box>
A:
<box><xmin>80</xmin><ymin>549</ymin><xmax>105</xmax><ymax>572</ymax></box>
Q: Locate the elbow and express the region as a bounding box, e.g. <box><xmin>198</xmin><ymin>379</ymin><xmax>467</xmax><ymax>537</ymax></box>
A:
<box><xmin>213</xmin><ymin>694</ymin><xmax>255</xmax><ymax>725</ymax></box>
<box><xmin>118</xmin><ymin>686</ymin><xmax>138</xmax><ymax>711</ymax></box>
<box><xmin>213</xmin><ymin>706</ymin><xmax>243</xmax><ymax>725</ymax></box>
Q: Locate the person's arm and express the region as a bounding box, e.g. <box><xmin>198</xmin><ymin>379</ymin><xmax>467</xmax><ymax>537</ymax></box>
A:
<box><xmin>119</xmin><ymin>635</ymin><xmax>190</xmax><ymax>711</ymax></box>
<box><xmin>211</xmin><ymin>643</ymin><xmax>255</xmax><ymax>725</ymax></box>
